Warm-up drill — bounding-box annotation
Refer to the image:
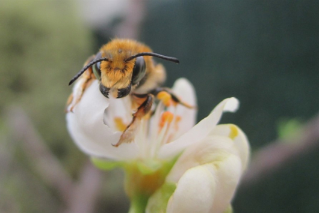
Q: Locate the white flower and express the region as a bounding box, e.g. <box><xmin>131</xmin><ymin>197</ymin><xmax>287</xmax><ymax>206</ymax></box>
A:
<box><xmin>66</xmin><ymin>78</ymin><xmax>197</xmax><ymax>160</ymax></box>
<box><xmin>160</xmin><ymin>123</ymin><xmax>249</xmax><ymax>213</ymax></box>
<box><xmin>66</xmin><ymin>78</ymin><xmax>250</xmax><ymax>213</ymax></box>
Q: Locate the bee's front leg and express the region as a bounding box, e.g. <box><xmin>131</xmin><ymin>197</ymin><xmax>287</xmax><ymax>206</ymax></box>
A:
<box><xmin>113</xmin><ymin>94</ymin><xmax>154</xmax><ymax>147</ymax></box>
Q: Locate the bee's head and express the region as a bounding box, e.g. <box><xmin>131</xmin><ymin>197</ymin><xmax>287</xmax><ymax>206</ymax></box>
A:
<box><xmin>69</xmin><ymin>51</ymin><xmax>179</xmax><ymax>99</ymax></box>
<box><xmin>93</xmin><ymin>51</ymin><xmax>147</xmax><ymax>98</ymax></box>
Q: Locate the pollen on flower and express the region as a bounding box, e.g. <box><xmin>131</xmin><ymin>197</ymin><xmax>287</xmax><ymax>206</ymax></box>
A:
<box><xmin>229</xmin><ymin>124</ymin><xmax>239</xmax><ymax>139</ymax></box>
<box><xmin>114</xmin><ymin>117</ymin><xmax>128</xmax><ymax>132</ymax></box>
<box><xmin>157</xmin><ymin>91</ymin><xmax>172</xmax><ymax>107</ymax></box>
<box><xmin>174</xmin><ymin>116</ymin><xmax>182</xmax><ymax>130</ymax></box>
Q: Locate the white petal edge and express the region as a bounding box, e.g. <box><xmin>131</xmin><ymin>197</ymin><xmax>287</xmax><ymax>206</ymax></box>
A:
<box><xmin>223</xmin><ymin>97</ymin><xmax>239</xmax><ymax>112</ymax></box>
<box><xmin>169</xmin><ymin>78</ymin><xmax>197</xmax><ymax>137</ymax></box>
<box><xmin>210</xmin><ymin>124</ymin><xmax>250</xmax><ymax>170</ymax></box>
<box><xmin>166</xmin><ymin>166</ymin><xmax>216</xmax><ymax>213</ymax></box>
<box><xmin>207</xmin><ymin>155</ymin><xmax>243</xmax><ymax>213</ymax></box>
<box><xmin>167</xmin><ymin>154</ymin><xmax>242</xmax><ymax>213</ymax></box>
<box><xmin>158</xmin><ymin>97</ymin><xmax>239</xmax><ymax>159</ymax></box>
<box><xmin>166</xmin><ymin>135</ymin><xmax>240</xmax><ymax>183</ymax></box>
<box><xmin>103</xmin><ymin>95</ymin><xmax>132</xmax><ymax>129</ymax></box>
<box><xmin>66</xmin><ymin>80</ymin><xmax>139</xmax><ymax>160</ymax></box>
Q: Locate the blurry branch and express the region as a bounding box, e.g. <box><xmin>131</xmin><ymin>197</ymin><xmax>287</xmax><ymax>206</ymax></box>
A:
<box><xmin>114</xmin><ymin>0</ymin><xmax>146</xmax><ymax>39</ymax></box>
<box><xmin>0</xmin><ymin>136</ymin><xmax>14</xmax><ymax>176</ymax></box>
<box><xmin>6</xmin><ymin>107</ymin><xmax>74</xmax><ymax>203</ymax></box>
<box><xmin>0</xmin><ymin>138</ymin><xmax>19</xmax><ymax>212</ymax></box>
<box><xmin>64</xmin><ymin>162</ymin><xmax>102</xmax><ymax>213</ymax></box>
<box><xmin>6</xmin><ymin>107</ymin><xmax>103</xmax><ymax>212</ymax></box>
<box><xmin>0</xmin><ymin>142</ymin><xmax>61</xmax><ymax>212</ymax></box>
<box><xmin>242</xmin><ymin>113</ymin><xmax>319</xmax><ymax>186</ymax></box>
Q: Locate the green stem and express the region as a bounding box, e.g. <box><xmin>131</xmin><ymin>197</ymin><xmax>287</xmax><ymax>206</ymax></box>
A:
<box><xmin>124</xmin><ymin>159</ymin><xmax>178</xmax><ymax>213</ymax></box>
<box><xmin>128</xmin><ymin>195</ymin><xmax>148</xmax><ymax>213</ymax></box>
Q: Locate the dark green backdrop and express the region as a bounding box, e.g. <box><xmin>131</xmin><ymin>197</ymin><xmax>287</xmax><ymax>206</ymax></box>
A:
<box><xmin>139</xmin><ymin>1</ymin><xmax>319</xmax><ymax>212</ymax></box>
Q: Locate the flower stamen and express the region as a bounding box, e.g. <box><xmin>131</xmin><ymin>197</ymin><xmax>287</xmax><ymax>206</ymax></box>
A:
<box><xmin>157</xmin><ymin>91</ymin><xmax>172</xmax><ymax>107</ymax></box>
<box><xmin>159</xmin><ymin>111</ymin><xmax>174</xmax><ymax>130</ymax></box>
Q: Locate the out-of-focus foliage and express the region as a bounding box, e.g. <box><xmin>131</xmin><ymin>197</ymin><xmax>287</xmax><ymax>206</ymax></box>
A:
<box><xmin>0</xmin><ymin>0</ymin><xmax>91</xmax><ymax>163</ymax></box>
<box><xmin>0</xmin><ymin>0</ymin><xmax>92</xmax><ymax>212</ymax></box>
<box><xmin>277</xmin><ymin>118</ymin><xmax>302</xmax><ymax>141</ymax></box>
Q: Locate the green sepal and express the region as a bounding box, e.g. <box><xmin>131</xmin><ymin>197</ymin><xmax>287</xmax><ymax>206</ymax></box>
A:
<box><xmin>91</xmin><ymin>157</ymin><xmax>124</xmax><ymax>170</ymax></box>
<box><xmin>145</xmin><ymin>182</ymin><xmax>176</xmax><ymax>213</ymax></box>
<box><xmin>124</xmin><ymin>157</ymin><xmax>179</xmax><ymax>213</ymax></box>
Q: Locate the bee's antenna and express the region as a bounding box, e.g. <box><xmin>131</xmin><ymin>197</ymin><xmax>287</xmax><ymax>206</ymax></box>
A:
<box><xmin>69</xmin><ymin>58</ymin><xmax>109</xmax><ymax>85</ymax></box>
<box><xmin>125</xmin><ymin>52</ymin><xmax>179</xmax><ymax>64</ymax></box>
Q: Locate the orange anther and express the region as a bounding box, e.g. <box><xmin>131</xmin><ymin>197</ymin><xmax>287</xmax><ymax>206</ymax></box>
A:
<box><xmin>157</xmin><ymin>91</ymin><xmax>172</xmax><ymax>107</ymax></box>
<box><xmin>114</xmin><ymin>117</ymin><xmax>127</xmax><ymax>132</ymax></box>
<box><xmin>159</xmin><ymin>111</ymin><xmax>174</xmax><ymax>129</ymax></box>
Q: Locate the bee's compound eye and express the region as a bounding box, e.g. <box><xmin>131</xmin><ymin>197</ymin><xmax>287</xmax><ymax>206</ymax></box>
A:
<box><xmin>93</xmin><ymin>62</ymin><xmax>101</xmax><ymax>80</ymax></box>
<box><xmin>131</xmin><ymin>56</ymin><xmax>146</xmax><ymax>85</ymax></box>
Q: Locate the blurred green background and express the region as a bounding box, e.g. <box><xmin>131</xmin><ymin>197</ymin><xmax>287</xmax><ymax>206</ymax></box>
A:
<box><xmin>0</xmin><ymin>0</ymin><xmax>318</xmax><ymax>212</ymax></box>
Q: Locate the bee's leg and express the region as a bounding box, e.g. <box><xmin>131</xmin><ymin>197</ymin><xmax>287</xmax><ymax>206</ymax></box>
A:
<box><xmin>66</xmin><ymin>55</ymin><xmax>96</xmax><ymax>112</ymax></box>
<box><xmin>151</xmin><ymin>88</ymin><xmax>195</xmax><ymax>109</ymax></box>
<box><xmin>113</xmin><ymin>94</ymin><xmax>154</xmax><ymax>147</ymax></box>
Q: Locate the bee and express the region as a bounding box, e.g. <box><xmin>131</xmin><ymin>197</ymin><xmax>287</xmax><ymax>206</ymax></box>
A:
<box><xmin>68</xmin><ymin>39</ymin><xmax>192</xmax><ymax>146</ymax></box>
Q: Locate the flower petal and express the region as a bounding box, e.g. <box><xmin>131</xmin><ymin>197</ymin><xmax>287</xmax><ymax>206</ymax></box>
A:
<box><xmin>165</xmin><ymin>124</ymin><xmax>247</xmax><ymax>213</ymax></box>
<box><xmin>66</xmin><ymin>80</ymin><xmax>138</xmax><ymax>160</ymax></box>
<box><xmin>67</xmin><ymin>77</ymin><xmax>95</xmax><ymax>112</ymax></box>
<box><xmin>211</xmin><ymin>124</ymin><xmax>250</xmax><ymax>170</ymax></box>
<box><xmin>166</xmin><ymin>166</ymin><xmax>216</xmax><ymax>213</ymax></box>
<box><xmin>169</xmin><ymin>78</ymin><xmax>197</xmax><ymax>137</ymax></box>
<box><xmin>166</xmin><ymin>135</ymin><xmax>240</xmax><ymax>183</ymax></box>
<box><xmin>159</xmin><ymin>97</ymin><xmax>239</xmax><ymax>159</ymax></box>
<box><xmin>103</xmin><ymin>95</ymin><xmax>132</xmax><ymax>130</ymax></box>
<box><xmin>166</xmin><ymin>154</ymin><xmax>242</xmax><ymax>213</ymax></box>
